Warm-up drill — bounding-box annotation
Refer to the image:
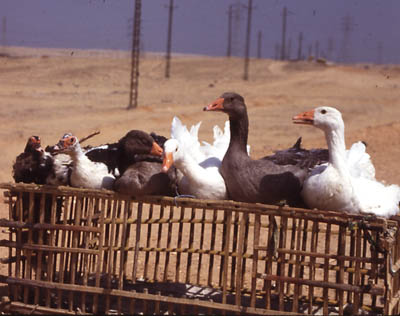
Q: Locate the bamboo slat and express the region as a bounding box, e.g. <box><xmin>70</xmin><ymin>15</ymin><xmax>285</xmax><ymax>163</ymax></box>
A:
<box><xmin>0</xmin><ymin>182</ymin><xmax>398</xmax><ymax>315</ymax></box>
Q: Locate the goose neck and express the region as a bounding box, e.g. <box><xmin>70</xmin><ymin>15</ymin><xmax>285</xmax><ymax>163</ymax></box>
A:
<box><xmin>229</xmin><ymin>114</ymin><xmax>249</xmax><ymax>153</ymax></box>
<box><xmin>325</xmin><ymin>127</ymin><xmax>347</xmax><ymax>170</ymax></box>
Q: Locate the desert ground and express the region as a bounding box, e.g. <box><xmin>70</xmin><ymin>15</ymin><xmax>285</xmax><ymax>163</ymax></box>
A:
<box><xmin>0</xmin><ymin>46</ymin><xmax>400</xmax><ymax>280</ymax></box>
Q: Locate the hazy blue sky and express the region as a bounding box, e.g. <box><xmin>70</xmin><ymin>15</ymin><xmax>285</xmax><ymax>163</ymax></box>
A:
<box><xmin>1</xmin><ymin>0</ymin><xmax>399</xmax><ymax>63</ymax></box>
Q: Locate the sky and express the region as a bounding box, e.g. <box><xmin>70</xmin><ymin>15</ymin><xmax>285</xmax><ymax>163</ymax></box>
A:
<box><xmin>1</xmin><ymin>0</ymin><xmax>399</xmax><ymax>64</ymax></box>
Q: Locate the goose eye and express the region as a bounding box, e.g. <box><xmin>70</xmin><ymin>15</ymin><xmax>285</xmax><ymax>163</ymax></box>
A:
<box><xmin>321</xmin><ymin>109</ymin><xmax>327</xmax><ymax>114</ymax></box>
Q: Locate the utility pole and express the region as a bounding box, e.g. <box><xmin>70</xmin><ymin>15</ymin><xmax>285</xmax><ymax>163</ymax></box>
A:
<box><xmin>257</xmin><ymin>30</ymin><xmax>262</xmax><ymax>59</ymax></box>
<box><xmin>127</xmin><ymin>0</ymin><xmax>141</xmax><ymax>110</ymax></box>
<box><xmin>340</xmin><ymin>15</ymin><xmax>355</xmax><ymax>63</ymax></box>
<box><xmin>232</xmin><ymin>1</ymin><xmax>243</xmax><ymax>57</ymax></box>
<box><xmin>308</xmin><ymin>44</ymin><xmax>312</xmax><ymax>59</ymax></box>
<box><xmin>243</xmin><ymin>0</ymin><xmax>253</xmax><ymax>80</ymax></box>
<box><xmin>315</xmin><ymin>40</ymin><xmax>320</xmax><ymax>59</ymax></box>
<box><xmin>227</xmin><ymin>5</ymin><xmax>233</xmax><ymax>57</ymax></box>
<box><xmin>280</xmin><ymin>6</ymin><xmax>287</xmax><ymax>60</ymax></box>
<box><xmin>327</xmin><ymin>37</ymin><xmax>334</xmax><ymax>60</ymax></box>
<box><xmin>297</xmin><ymin>32</ymin><xmax>303</xmax><ymax>60</ymax></box>
<box><xmin>165</xmin><ymin>0</ymin><xmax>176</xmax><ymax>78</ymax></box>
<box><xmin>286</xmin><ymin>37</ymin><xmax>292</xmax><ymax>60</ymax></box>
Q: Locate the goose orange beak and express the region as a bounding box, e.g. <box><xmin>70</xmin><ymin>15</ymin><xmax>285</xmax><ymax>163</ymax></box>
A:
<box><xmin>203</xmin><ymin>97</ymin><xmax>224</xmax><ymax>111</ymax></box>
<box><xmin>161</xmin><ymin>152</ymin><xmax>173</xmax><ymax>173</ymax></box>
<box><xmin>150</xmin><ymin>141</ymin><xmax>163</xmax><ymax>156</ymax></box>
<box><xmin>293</xmin><ymin>109</ymin><xmax>315</xmax><ymax>125</ymax></box>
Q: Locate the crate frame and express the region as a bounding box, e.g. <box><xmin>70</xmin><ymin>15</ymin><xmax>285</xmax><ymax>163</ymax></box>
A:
<box><xmin>0</xmin><ymin>182</ymin><xmax>400</xmax><ymax>315</ymax></box>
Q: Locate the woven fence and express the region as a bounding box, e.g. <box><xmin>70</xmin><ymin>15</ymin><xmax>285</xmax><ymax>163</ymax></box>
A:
<box><xmin>0</xmin><ymin>182</ymin><xmax>399</xmax><ymax>315</ymax></box>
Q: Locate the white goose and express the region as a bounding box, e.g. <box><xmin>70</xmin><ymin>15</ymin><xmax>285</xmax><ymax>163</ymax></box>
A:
<box><xmin>55</xmin><ymin>134</ymin><xmax>115</xmax><ymax>190</ymax></box>
<box><xmin>293</xmin><ymin>106</ymin><xmax>400</xmax><ymax>217</ymax></box>
<box><xmin>162</xmin><ymin>117</ymin><xmax>230</xmax><ymax>199</ymax></box>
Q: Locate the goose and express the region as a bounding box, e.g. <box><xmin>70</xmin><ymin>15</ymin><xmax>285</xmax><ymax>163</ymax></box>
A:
<box><xmin>112</xmin><ymin>131</ymin><xmax>177</xmax><ymax>197</ymax></box>
<box><xmin>12</xmin><ymin>136</ymin><xmax>64</xmax><ymax>230</ymax></box>
<box><xmin>13</xmin><ymin>136</ymin><xmax>53</xmax><ymax>184</ymax></box>
<box><xmin>293</xmin><ymin>106</ymin><xmax>400</xmax><ymax>217</ymax></box>
<box><xmin>83</xmin><ymin>130</ymin><xmax>164</xmax><ymax>176</ymax></box>
<box><xmin>262</xmin><ymin>137</ymin><xmax>329</xmax><ymax>169</ymax></box>
<box><xmin>204</xmin><ymin>92</ymin><xmax>307</xmax><ymax>206</ymax></box>
<box><xmin>161</xmin><ymin>117</ymin><xmax>229</xmax><ymax>199</ymax></box>
<box><xmin>55</xmin><ymin>134</ymin><xmax>115</xmax><ymax>190</ymax></box>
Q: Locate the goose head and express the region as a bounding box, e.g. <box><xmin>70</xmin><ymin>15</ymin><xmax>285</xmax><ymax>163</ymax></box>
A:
<box><xmin>204</xmin><ymin>92</ymin><xmax>246</xmax><ymax>119</ymax></box>
<box><xmin>293</xmin><ymin>106</ymin><xmax>344</xmax><ymax>133</ymax></box>
<box><xmin>25</xmin><ymin>136</ymin><xmax>44</xmax><ymax>154</ymax></box>
<box><xmin>54</xmin><ymin>134</ymin><xmax>81</xmax><ymax>155</ymax></box>
<box><xmin>161</xmin><ymin>138</ymin><xmax>179</xmax><ymax>173</ymax></box>
<box><xmin>120</xmin><ymin>130</ymin><xmax>163</xmax><ymax>157</ymax></box>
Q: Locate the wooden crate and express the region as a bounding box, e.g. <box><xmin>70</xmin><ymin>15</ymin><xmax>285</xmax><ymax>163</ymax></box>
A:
<box><xmin>0</xmin><ymin>182</ymin><xmax>399</xmax><ymax>315</ymax></box>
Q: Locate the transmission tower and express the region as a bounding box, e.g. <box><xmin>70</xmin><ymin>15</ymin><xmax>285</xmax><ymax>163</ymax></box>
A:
<box><xmin>231</xmin><ymin>1</ymin><xmax>244</xmax><ymax>57</ymax></box>
<box><xmin>315</xmin><ymin>40</ymin><xmax>320</xmax><ymax>59</ymax></box>
<box><xmin>165</xmin><ymin>0</ymin><xmax>176</xmax><ymax>78</ymax></box>
<box><xmin>297</xmin><ymin>32</ymin><xmax>303</xmax><ymax>60</ymax></box>
<box><xmin>340</xmin><ymin>15</ymin><xmax>355</xmax><ymax>63</ymax></box>
<box><xmin>280</xmin><ymin>6</ymin><xmax>287</xmax><ymax>60</ymax></box>
<box><xmin>257</xmin><ymin>30</ymin><xmax>262</xmax><ymax>59</ymax></box>
<box><xmin>127</xmin><ymin>0</ymin><xmax>142</xmax><ymax>110</ymax></box>
<box><xmin>226</xmin><ymin>5</ymin><xmax>233</xmax><ymax>57</ymax></box>
<box><xmin>243</xmin><ymin>0</ymin><xmax>253</xmax><ymax>80</ymax></box>
<box><xmin>327</xmin><ymin>37</ymin><xmax>334</xmax><ymax>60</ymax></box>
<box><xmin>287</xmin><ymin>38</ymin><xmax>292</xmax><ymax>60</ymax></box>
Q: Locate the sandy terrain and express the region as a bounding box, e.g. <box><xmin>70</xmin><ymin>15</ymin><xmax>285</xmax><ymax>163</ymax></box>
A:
<box><xmin>0</xmin><ymin>46</ymin><xmax>400</xmax><ymax>280</ymax></box>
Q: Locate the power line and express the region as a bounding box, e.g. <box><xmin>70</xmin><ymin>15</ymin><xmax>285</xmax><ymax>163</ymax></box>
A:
<box><xmin>127</xmin><ymin>0</ymin><xmax>142</xmax><ymax>110</ymax></box>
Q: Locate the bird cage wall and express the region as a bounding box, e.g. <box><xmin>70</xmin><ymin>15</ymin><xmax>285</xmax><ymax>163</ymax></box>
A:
<box><xmin>0</xmin><ymin>182</ymin><xmax>400</xmax><ymax>315</ymax></box>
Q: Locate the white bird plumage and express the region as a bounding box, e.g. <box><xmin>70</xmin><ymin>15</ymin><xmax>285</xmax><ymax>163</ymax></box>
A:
<box><xmin>56</xmin><ymin>134</ymin><xmax>115</xmax><ymax>190</ymax></box>
<box><xmin>293</xmin><ymin>106</ymin><xmax>400</xmax><ymax>218</ymax></box>
<box><xmin>162</xmin><ymin>117</ymin><xmax>230</xmax><ymax>199</ymax></box>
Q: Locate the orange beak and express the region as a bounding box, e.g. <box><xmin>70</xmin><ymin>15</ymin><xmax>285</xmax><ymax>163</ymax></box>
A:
<box><xmin>161</xmin><ymin>152</ymin><xmax>173</xmax><ymax>173</ymax></box>
<box><xmin>293</xmin><ymin>109</ymin><xmax>315</xmax><ymax>125</ymax></box>
<box><xmin>203</xmin><ymin>97</ymin><xmax>224</xmax><ymax>111</ymax></box>
<box><xmin>150</xmin><ymin>141</ymin><xmax>163</xmax><ymax>157</ymax></box>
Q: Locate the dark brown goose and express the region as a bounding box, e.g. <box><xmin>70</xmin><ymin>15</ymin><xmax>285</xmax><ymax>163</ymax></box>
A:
<box><xmin>13</xmin><ymin>136</ymin><xmax>53</xmax><ymax>184</ymax></box>
<box><xmin>204</xmin><ymin>92</ymin><xmax>308</xmax><ymax>206</ymax></box>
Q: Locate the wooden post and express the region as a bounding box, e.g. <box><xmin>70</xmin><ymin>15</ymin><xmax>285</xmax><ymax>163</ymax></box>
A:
<box><xmin>127</xmin><ymin>0</ymin><xmax>142</xmax><ymax>109</ymax></box>
<box><xmin>243</xmin><ymin>0</ymin><xmax>253</xmax><ymax>80</ymax></box>
<box><xmin>165</xmin><ymin>0</ymin><xmax>175</xmax><ymax>78</ymax></box>
<box><xmin>226</xmin><ymin>5</ymin><xmax>233</xmax><ymax>57</ymax></box>
<box><xmin>297</xmin><ymin>32</ymin><xmax>303</xmax><ymax>60</ymax></box>
<box><xmin>280</xmin><ymin>6</ymin><xmax>287</xmax><ymax>60</ymax></box>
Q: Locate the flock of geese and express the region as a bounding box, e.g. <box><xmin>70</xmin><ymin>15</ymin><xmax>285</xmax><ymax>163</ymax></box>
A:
<box><xmin>13</xmin><ymin>92</ymin><xmax>400</xmax><ymax>218</ymax></box>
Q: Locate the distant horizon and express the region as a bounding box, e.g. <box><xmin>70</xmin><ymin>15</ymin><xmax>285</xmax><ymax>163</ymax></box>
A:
<box><xmin>3</xmin><ymin>44</ymin><xmax>399</xmax><ymax>66</ymax></box>
<box><xmin>1</xmin><ymin>0</ymin><xmax>399</xmax><ymax>64</ymax></box>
